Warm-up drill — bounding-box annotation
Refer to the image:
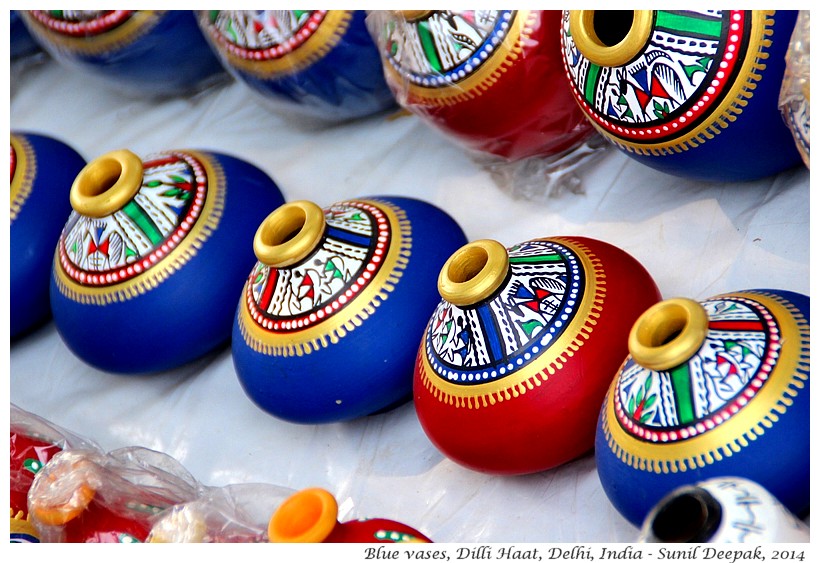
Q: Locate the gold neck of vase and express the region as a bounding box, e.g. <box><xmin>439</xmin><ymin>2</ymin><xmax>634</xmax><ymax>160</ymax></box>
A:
<box><xmin>569</xmin><ymin>10</ymin><xmax>654</xmax><ymax>67</ymax></box>
<box><xmin>628</xmin><ymin>297</ymin><xmax>709</xmax><ymax>371</ymax></box>
<box><xmin>254</xmin><ymin>200</ymin><xmax>326</xmax><ymax>267</ymax></box>
<box><xmin>70</xmin><ymin>149</ymin><xmax>144</xmax><ymax>218</ymax></box>
<box><xmin>438</xmin><ymin>239</ymin><xmax>509</xmax><ymax>307</ymax></box>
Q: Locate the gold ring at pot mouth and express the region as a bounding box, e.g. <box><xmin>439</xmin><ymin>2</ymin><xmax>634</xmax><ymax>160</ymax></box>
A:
<box><xmin>69</xmin><ymin>149</ymin><xmax>144</xmax><ymax>218</ymax></box>
<box><xmin>396</xmin><ymin>10</ymin><xmax>435</xmax><ymax>22</ymax></box>
<box><xmin>569</xmin><ymin>10</ymin><xmax>654</xmax><ymax>67</ymax></box>
<box><xmin>438</xmin><ymin>239</ymin><xmax>509</xmax><ymax>307</ymax></box>
<box><xmin>253</xmin><ymin>200</ymin><xmax>326</xmax><ymax>267</ymax></box>
<box><xmin>628</xmin><ymin>297</ymin><xmax>708</xmax><ymax>371</ymax></box>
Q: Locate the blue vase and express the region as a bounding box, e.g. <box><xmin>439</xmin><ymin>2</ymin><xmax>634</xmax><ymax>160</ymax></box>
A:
<box><xmin>11</xmin><ymin>10</ymin><xmax>42</xmax><ymax>60</ymax></box>
<box><xmin>11</xmin><ymin>132</ymin><xmax>86</xmax><ymax>340</ymax></box>
<box><xmin>232</xmin><ymin>197</ymin><xmax>467</xmax><ymax>423</ymax></box>
<box><xmin>595</xmin><ymin>289</ymin><xmax>810</xmax><ymax>526</ymax></box>
<box><xmin>561</xmin><ymin>10</ymin><xmax>802</xmax><ymax>182</ymax></box>
<box><xmin>50</xmin><ymin>148</ymin><xmax>286</xmax><ymax>374</ymax></box>
<box><xmin>196</xmin><ymin>10</ymin><xmax>396</xmax><ymax>121</ymax></box>
<box><xmin>20</xmin><ymin>10</ymin><xmax>226</xmax><ymax>97</ymax></box>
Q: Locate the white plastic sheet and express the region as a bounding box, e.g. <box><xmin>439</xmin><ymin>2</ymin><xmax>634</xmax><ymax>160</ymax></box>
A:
<box><xmin>9</xmin><ymin>53</ymin><xmax>810</xmax><ymax>543</ymax></box>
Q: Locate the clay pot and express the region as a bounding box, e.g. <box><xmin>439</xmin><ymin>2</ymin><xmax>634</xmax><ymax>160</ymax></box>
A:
<box><xmin>372</xmin><ymin>10</ymin><xmax>595</xmax><ymax>161</ymax></box>
<box><xmin>268</xmin><ymin>488</ymin><xmax>432</xmax><ymax>543</ymax></box>
<box><xmin>232</xmin><ymin>197</ymin><xmax>467</xmax><ymax>423</ymax></box>
<box><xmin>20</xmin><ymin>10</ymin><xmax>225</xmax><ymax>97</ymax></box>
<box><xmin>596</xmin><ymin>290</ymin><xmax>810</xmax><ymax>526</ymax></box>
<box><xmin>638</xmin><ymin>476</ymin><xmax>810</xmax><ymax>543</ymax></box>
<box><xmin>50</xmin><ymin>147</ymin><xmax>286</xmax><ymax>374</ymax></box>
<box><xmin>10</xmin><ymin>132</ymin><xmax>86</xmax><ymax>340</ymax></box>
<box><xmin>560</xmin><ymin>10</ymin><xmax>802</xmax><ymax>181</ymax></box>
<box><xmin>196</xmin><ymin>10</ymin><xmax>396</xmax><ymax>122</ymax></box>
<box><xmin>414</xmin><ymin>236</ymin><xmax>661</xmax><ymax>474</ymax></box>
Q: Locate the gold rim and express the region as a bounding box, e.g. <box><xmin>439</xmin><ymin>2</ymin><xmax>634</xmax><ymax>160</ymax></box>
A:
<box><xmin>69</xmin><ymin>149</ymin><xmax>144</xmax><ymax>218</ymax></box>
<box><xmin>253</xmin><ymin>200</ymin><xmax>326</xmax><ymax>267</ymax></box>
<box><xmin>568</xmin><ymin>10</ymin><xmax>653</xmax><ymax>67</ymax></box>
<box><xmin>438</xmin><ymin>239</ymin><xmax>509</xmax><ymax>307</ymax></box>
<box><xmin>628</xmin><ymin>298</ymin><xmax>708</xmax><ymax>371</ymax></box>
<box><xmin>397</xmin><ymin>10</ymin><xmax>435</xmax><ymax>21</ymax></box>
<box><xmin>268</xmin><ymin>488</ymin><xmax>338</xmax><ymax>543</ymax></box>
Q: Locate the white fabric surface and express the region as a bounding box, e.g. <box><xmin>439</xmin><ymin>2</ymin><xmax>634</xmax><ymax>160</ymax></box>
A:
<box><xmin>8</xmin><ymin>54</ymin><xmax>810</xmax><ymax>544</ymax></box>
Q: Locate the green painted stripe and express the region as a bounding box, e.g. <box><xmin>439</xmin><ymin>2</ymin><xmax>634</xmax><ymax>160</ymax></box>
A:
<box><xmin>123</xmin><ymin>201</ymin><xmax>164</xmax><ymax>245</ymax></box>
<box><xmin>669</xmin><ymin>364</ymin><xmax>695</xmax><ymax>424</ymax></box>
<box><xmin>584</xmin><ymin>63</ymin><xmax>601</xmax><ymax>105</ymax></box>
<box><xmin>418</xmin><ymin>22</ymin><xmax>442</xmax><ymax>73</ymax></box>
<box><xmin>509</xmin><ymin>254</ymin><xmax>563</xmax><ymax>264</ymax></box>
<box><xmin>655</xmin><ymin>11</ymin><xmax>723</xmax><ymax>39</ymax></box>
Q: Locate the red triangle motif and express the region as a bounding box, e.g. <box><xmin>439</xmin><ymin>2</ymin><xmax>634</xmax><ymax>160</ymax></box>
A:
<box><xmin>650</xmin><ymin>75</ymin><xmax>671</xmax><ymax>100</ymax></box>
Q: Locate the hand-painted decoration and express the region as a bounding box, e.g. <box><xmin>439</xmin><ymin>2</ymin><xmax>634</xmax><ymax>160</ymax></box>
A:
<box><xmin>20</xmin><ymin>10</ymin><xmax>225</xmax><ymax>97</ymax></box>
<box><xmin>639</xmin><ymin>477</ymin><xmax>810</xmax><ymax>543</ymax></box>
<box><xmin>268</xmin><ymin>488</ymin><xmax>432</xmax><ymax>543</ymax></box>
<box><xmin>27</xmin><ymin>447</ymin><xmax>200</xmax><ymax>543</ymax></box>
<box><xmin>50</xmin><ymin>148</ymin><xmax>285</xmax><ymax>374</ymax></box>
<box><xmin>232</xmin><ymin>197</ymin><xmax>467</xmax><ymax>424</ymax></box>
<box><xmin>779</xmin><ymin>11</ymin><xmax>810</xmax><ymax>168</ymax></box>
<box><xmin>561</xmin><ymin>10</ymin><xmax>802</xmax><ymax>181</ymax></box>
<box><xmin>596</xmin><ymin>290</ymin><xmax>810</xmax><ymax>527</ymax></box>
<box><xmin>11</xmin><ymin>132</ymin><xmax>86</xmax><ymax>340</ymax></box>
<box><xmin>371</xmin><ymin>10</ymin><xmax>594</xmax><ymax>161</ymax></box>
<box><xmin>414</xmin><ymin>237</ymin><xmax>661</xmax><ymax>474</ymax></box>
<box><xmin>196</xmin><ymin>10</ymin><xmax>396</xmax><ymax>121</ymax></box>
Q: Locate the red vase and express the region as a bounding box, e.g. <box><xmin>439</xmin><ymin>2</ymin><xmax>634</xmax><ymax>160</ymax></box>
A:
<box><xmin>268</xmin><ymin>488</ymin><xmax>432</xmax><ymax>543</ymax></box>
<box><xmin>10</xmin><ymin>432</ymin><xmax>64</xmax><ymax>543</ymax></box>
<box><xmin>373</xmin><ymin>10</ymin><xmax>594</xmax><ymax>161</ymax></box>
<box><xmin>414</xmin><ymin>237</ymin><xmax>661</xmax><ymax>474</ymax></box>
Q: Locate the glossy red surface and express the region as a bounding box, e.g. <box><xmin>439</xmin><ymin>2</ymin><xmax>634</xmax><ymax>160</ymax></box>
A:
<box><xmin>10</xmin><ymin>431</ymin><xmax>63</xmax><ymax>516</ymax></box>
<box><xmin>390</xmin><ymin>11</ymin><xmax>594</xmax><ymax>161</ymax></box>
<box><xmin>414</xmin><ymin>236</ymin><xmax>662</xmax><ymax>474</ymax></box>
<box><xmin>326</xmin><ymin>517</ymin><xmax>432</xmax><ymax>543</ymax></box>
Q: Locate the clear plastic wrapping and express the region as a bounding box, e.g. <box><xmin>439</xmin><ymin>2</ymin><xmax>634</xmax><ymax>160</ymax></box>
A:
<box><xmin>779</xmin><ymin>10</ymin><xmax>810</xmax><ymax>168</ymax></box>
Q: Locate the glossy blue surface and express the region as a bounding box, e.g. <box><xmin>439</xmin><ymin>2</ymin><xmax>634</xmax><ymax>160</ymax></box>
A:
<box><xmin>22</xmin><ymin>10</ymin><xmax>225</xmax><ymax>98</ymax></box>
<box><xmin>11</xmin><ymin>11</ymin><xmax>42</xmax><ymax>60</ymax></box>
<box><xmin>198</xmin><ymin>10</ymin><xmax>396</xmax><ymax>122</ymax></box>
<box><xmin>232</xmin><ymin>196</ymin><xmax>467</xmax><ymax>424</ymax></box>
<box><xmin>595</xmin><ymin>289</ymin><xmax>810</xmax><ymax>526</ymax></box>
<box><xmin>49</xmin><ymin>151</ymin><xmax>286</xmax><ymax>374</ymax></box>
<box><xmin>11</xmin><ymin>132</ymin><xmax>86</xmax><ymax>340</ymax></box>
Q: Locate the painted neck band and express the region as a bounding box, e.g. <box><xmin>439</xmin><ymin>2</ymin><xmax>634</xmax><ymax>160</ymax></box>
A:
<box><xmin>438</xmin><ymin>239</ymin><xmax>509</xmax><ymax>307</ymax></box>
<box><xmin>69</xmin><ymin>149</ymin><xmax>144</xmax><ymax>218</ymax></box>
<box><xmin>627</xmin><ymin>298</ymin><xmax>709</xmax><ymax>371</ymax></box>
<box><xmin>568</xmin><ymin>10</ymin><xmax>653</xmax><ymax>67</ymax></box>
<box><xmin>253</xmin><ymin>201</ymin><xmax>326</xmax><ymax>268</ymax></box>
<box><xmin>268</xmin><ymin>488</ymin><xmax>338</xmax><ymax>543</ymax></box>
<box><xmin>648</xmin><ymin>487</ymin><xmax>722</xmax><ymax>543</ymax></box>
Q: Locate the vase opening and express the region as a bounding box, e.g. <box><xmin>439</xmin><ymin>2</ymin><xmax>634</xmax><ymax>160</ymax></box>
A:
<box><xmin>569</xmin><ymin>10</ymin><xmax>653</xmax><ymax>67</ymax></box>
<box><xmin>268</xmin><ymin>488</ymin><xmax>338</xmax><ymax>543</ymax></box>
<box><xmin>253</xmin><ymin>201</ymin><xmax>326</xmax><ymax>268</ymax></box>
<box><xmin>648</xmin><ymin>487</ymin><xmax>722</xmax><ymax>543</ymax></box>
<box><xmin>438</xmin><ymin>239</ymin><xmax>509</xmax><ymax>307</ymax></box>
<box><xmin>69</xmin><ymin>149</ymin><xmax>144</xmax><ymax>218</ymax></box>
<box><xmin>628</xmin><ymin>298</ymin><xmax>708</xmax><ymax>371</ymax></box>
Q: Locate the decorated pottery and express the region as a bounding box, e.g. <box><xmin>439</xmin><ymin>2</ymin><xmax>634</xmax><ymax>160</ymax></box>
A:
<box><xmin>196</xmin><ymin>10</ymin><xmax>396</xmax><ymax>122</ymax></box>
<box><xmin>28</xmin><ymin>447</ymin><xmax>200</xmax><ymax>543</ymax></box>
<box><xmin>148</xmin><ymin>483</ymin><xmax>296</xmax><ymax>543</ymax></box>
<box><xmin>414</xmin><ymin>236</ymin><xmax>662</xmax><ymax>474</ymax></box>
<box><xmin>11</xmin><ymin>132</ymin><xmax>86</xmax><ymax>340</ymax></box>
<box><xmin>370</xmin><ymin>10</ymin><xmax>595</xmax><ymax>161</ymax></box>
<box><xmin>596</xmin><ymin>290</ymin><xmax>810</xmax><ymax>527</ymax></box>
<box><xmin>10</xmin><ymin>404</ymin><xmax>96</xmax><ymax>543</ymax></box>
<box><xmin>50</xmin><ymin>147</ymin><xmax>286</xmax><ymax>374</ymax></box>
<box><xmin>638</xmin><ymin>476</ymin><xmax>810</xmax><ymax>543</ymax></box>
<box><xmin>268</xmin><ymin>488</ymin><xmax>432</xmax><ymax>543</ymax></box>
<box><xmin>779</xmin><ymin>11</ymin><xmax>810</xmax><ymax>168</ymax></box>
<box><xmin>232</xmin><ymin>197</ymin><xmax>467</xmax><ymax>424</ymax></box>
<box><xmin>20</xmin><ymin>10</ymin><xmax>225</xmax><ymax>98</ymax></box>
<box><xmin>560</xmin><ymin>10</ymin><xmax>802</xmax><ymax>181</ymax></box>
